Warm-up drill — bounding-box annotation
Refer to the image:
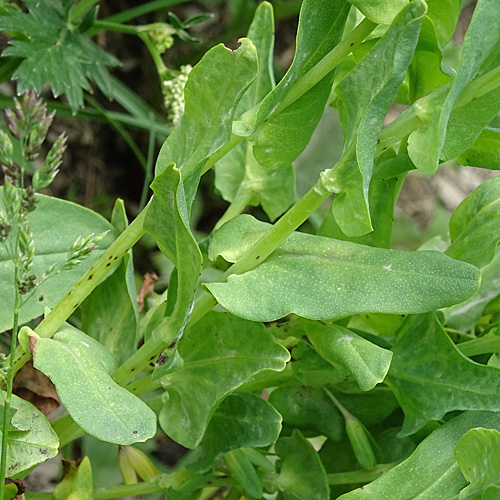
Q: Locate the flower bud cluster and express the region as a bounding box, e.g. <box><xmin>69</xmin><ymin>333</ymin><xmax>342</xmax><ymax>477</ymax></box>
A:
<box><xmin>163</xmin><ymin>65</ymin><xmax>192</xmax><ymax>127</ymax></box>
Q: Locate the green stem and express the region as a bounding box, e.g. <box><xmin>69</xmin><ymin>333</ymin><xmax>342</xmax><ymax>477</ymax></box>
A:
<box><xmin>274</xmin><ymin>18</ymin><xmax>377</xmax><ymax>116</ymax></box>
<box><xmin>327</xmin><ymin>463</ymin><xmax>398</xmax><ymax>485</ymax></box>
<box><xmin>90</xmin><ymin>20</ymin><xmax>140</xmax><ymax>36</ymax></box>
<box><xmin>11</xmin><ymin>203</ymin><xmax>150</xmax><ymax>376</ymax></box>
<box><xmin>458</xmin><ymin>331</ymin><xmax>500</xmax><ymax>357</ymax></box>
<box><xmin>214</xmin><ymin>184</ymin><xmax>254</xmax><ymax>231</ymax></box>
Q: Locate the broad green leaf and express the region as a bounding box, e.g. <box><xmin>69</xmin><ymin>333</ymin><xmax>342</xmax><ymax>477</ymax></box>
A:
<box><xmin>224</xmin><ymin>449</ymin><xmax>263</xmax><ymax>499</ymax></box>
<box><xmin>459</xmin><ymin>128</ymin><xmax>500</xmax><ymax>169</ymax></box>
<box><xmin>154</xmin><ymin>39</ymin><xmax>257</xmax><ymax>207</ymax></box>
<box><xmin>0</xmin><ymin>194</ymin><xmax>116</xmax><ymax>333</ymax></box>
<box><xmin>79</xmin><ymin>201</ymin><xmax>138</xmax><ymax>365</ymax></box>
<box><xmin>425</xmin><ymin>0</ymin><xmax>461</xmax><ymax>47</ymax></box>
<box><xmin>337</xmin><ymin>411</ymin><xmax>500</xmax><ymax>500</ymax></box>
<box><xmin>0</xmin><ymin>391</ymin><xmax>59</xmax><ymax>476</ymax></box>
<box><xmin>158</xmin><ymin>312</ymin><xmax>289</xmax><ymax>448</ymax></box>
<box><xmin>251</xmin><ymin>0</ymin><xmax>350</xmax><ymax>170</ymax></box>
<box><xmin>446</xmin><ymin>175</ymin><xmax>500</xmax><ymax>267</ymax></box>
<box><xmin>27</xmin><ymin>326</ymin><xmax>157</xmax><ymax>445</ymax></box>
<box><xmin>348</xmin><ymin>0</ymin><xmax>407</xmax><ymax>24</ymax></box>
<box><xmin>144</xmin><ymin>165</ymin><xmax>202</xmax><ymax>356</ymax></box>
<box><xmin>268</xmin><ymin>386</ymin><xmax>344</xmax><ymax>441</ymax></box>
<box><xmin>326</xmin><ymin>1</ymin><xmax>426</xmax><ymax>236</ymax></box>
<box><xmin>206</xmin><ymin>216</ymin><xmax>480</xmax><ymax>322</ymax></box>
<box><xmin>301</xmin><ymin>321</ymin><xmax>393</xmax><ymax>391</ymax></box>
<box><xmin>0</xmin><ymin>1</ymin><xmax>119</xmax><ymax>111</ymax></box>
<box><xmin>274</xmin><ymin>430</ymin><xmax>329</xmax><ymax>500</ymax></box>
<box><xmin>54</xmin><ymin>456</ymin><xmax>93</xmax><ymax>500</ymax></box>
<box><xmin>408</xmin><ymin>0</ymin><xmax>500</xmax><ymax>173</ymax></box>
<box><xmin>386</xmin><ymin>313</ymin><xmax>500</xmax><ymax>437</ymax></box>
<box><xmin>445</xmin><ymin>250</ymin><xmax>500</xmax><ymax>331</ymax></box>
<box><xmin>215</xmin><ymin>2</ymin><xmax>295</xmax><ymax>221</ymax></box>
<box><xmin>186</xmin><ymin>392</ymin><xmax>282</xmax><ymax>474</ymax></box>
<box><xmin>442</xmin><ymin>86</ymin><xmax>500</xmax><ymax>161</ymax></box>
<box><xmin>455</xmin><ymin>428</ymin><xmax>500</xmax><ymax>499</ymax></box>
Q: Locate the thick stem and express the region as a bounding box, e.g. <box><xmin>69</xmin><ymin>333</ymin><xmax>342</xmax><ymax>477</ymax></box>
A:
<box><xmin>327</xmin><ymin>463</ymin><xmax>398</xmax><ymax>485</ymax></box>
<box><xmin>11</xmin><ymin>203</ymin><xmax>150</xmax><ymax>375</ymax></box>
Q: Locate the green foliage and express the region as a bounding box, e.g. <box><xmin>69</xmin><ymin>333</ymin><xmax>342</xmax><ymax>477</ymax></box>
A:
<box><xmin>1</xmin><ymin>0</ymin><xmax>500</xmax><ymax>498</ymax></box>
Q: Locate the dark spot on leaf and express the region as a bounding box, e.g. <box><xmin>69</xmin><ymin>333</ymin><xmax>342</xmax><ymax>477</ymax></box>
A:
<box><xmin>133</xmin><ymin>430</ymin><xmax>138</xmax><ymax>434</ymax></box>
<box><xmin>149</xmin><ymin>362</ymin><xmax>155</xmax><ymax>367</ymax></box>
<box><xmin>67</xmin><ymin>290</ymin><xmax>71</xmax><ymax>295</ymax></box>
<box><xmin>108</xmin><ymin>255</ymin><xmax>113</xmax><ymax>260</ymax></box>
<box><xmin>38</xmin><ymin>295</ymin><xmax>44</xmax><ymax>302</ymax></box>
<box><xmin>383</xmin><ymin>147</ymin><xmax>387</xmax><ymax>150</ymax></box>
<box><xmin>168</xmin><ymin>341</ymin><xmax>177</xmax><ymax>349</ymax></box>
<box><xmin>88</xmin><ymin>274</ymin><xmax>93</xmax><ymax>280</ymax></box>
<box><xmin>106</xmin><ymin>263</ymin><xmax>111</xmax><ymax>267</ymax></box>
<box><xmin>377</xmin><ymin>139</ymin><xmax>380</xmax><ymax>144</ymax></box>
<box><xmin>256</xmin><ymin>255</ymin><xmax>260</xmax><ymax>260</ymax></box>
<box><xmin>39</xmin><ymin>448</ymin><xmax>48</xmax><ymax>455</ymax></box>
<box><xmin>350</xmin><ymin>42</ymin><xmax>353</xmax><ymax>46</ymax></box>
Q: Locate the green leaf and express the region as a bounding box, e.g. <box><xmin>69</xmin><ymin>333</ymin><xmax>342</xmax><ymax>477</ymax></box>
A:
<box><xmin>80</xmin><ymin>253</ymin><xmax>138</xmax><ymax>367</ymax></box>
<box><xmin>445</xmin><ymin>250</ymin><xmax>500</xmax><ymax>331</ymax></box>
<box><xmin>206</xmin><ymin>215</ymin><xmax>480</xmax><ymax>322</ymax></box>
<box><xmin>154</xmin><ymin>39</ymin><xmax>257</xmax><ymax>207</ymax></box>
<box><xmin>408</xmin><ymin>0</ymin><xmax>500</xmax><ymax>173</ymax></box>
<box><xmin>214</xmin><ymin>2</ymin><xmax>295</xmax><ymax>221</ymax></box>
<box><xmin>186</xmin><ymin>392</ymin><xmax>282</xmax><ymax>474</ymax></box>
<box><xmin>0</xmin><ymin>1</ymin><xmax>119</xmax><ymax>112</ymax></box>
<box><xmin>347</xmin><ymin>0</ymin><xmax>408</xmax><ymax>24</ymax></box>
<box><xmin>458</xmin><ymin>128</ymin><xmax>500</xmax><ymax>169</ymax></box>
<box><xmin>54</xmin><ymin>456</ymin><xmax>93</xmax><ymax>500</ymax></box>
<box><xmin>0</xmin><ymin>391</ymin><xmax>59</xmax><ymax>476</ymax></box>
<box><xmin>301</xmin><ymin>321</ymin><xmax>393</xmax><ymax>391</ymax></box>
<box><xmin>455</xmin><ymin>428</ymin><xmax>500</xmax><ymax>499</ymax></box>
<box><xmin>0</xmin><ymin>194</ymin><xmax>116</xmax><ymax>333</ymax></box>
<box><xmin>442</xmin><ymin>86</ymin><xmax>500</xmax><ymax>161</ymax></box>
<box><xmin>386</xmin><ymin>313</ymin><xmax>500</xmax><ymax>437</ymax></box>
<box><xmin>144</xmin><ymin>165</ymin><xmax>202</xmax><ymax>363</ymax></box>
<box><xmin>318</xmin><ymin>150</ymin><xmax>402</xmax><ymax>248</ymax></box>
<box><xmin>27</xmin><ymin>325</ymin><xmax>157</xmax><ymax>445</ymax></box>
<box><xmin>224</xmin><ymin>448</ymin><xmax>263</xmax><ymax>499</ymax></box>
<box><xmin>158</xmin><ymin>311</ymin><xmax>289</xmax><ymax>448</ymax></box>
<box><xmin>337</xmin><ymin>411</ymin><xmax>500</xmax><ymax>500</ymax></box>
<box><xmin>274</xmin><ymin>429</ymin><xmax>329</xmax><ymax>500</ymax></box>
<box><xmin>251</xmin><ymin>0</ymin><xmax>350</xmax><ymax>170</ymax></box>
<box><xmin>446</xmin><ymin>175</ymin><xmax>500</xmax><ymax>267</ymax></box>
<box><xmin>326</xmin><ymin>0</ymin><xmax>426</xmax><ymax>236</ymax></box>
<box><xmin>407</xmin><ymin>16</ymin><xmax>452</xmax><ymax>103</ymax></box>
<box><xmin>269</xmin><ymin>386</ymin><xmax>344</xmax><ymax>441</ymax></box>
<box><xmin>426</xmin><ymin>0</ymin><xmax>461</xmax><ymax>47</ymax></box>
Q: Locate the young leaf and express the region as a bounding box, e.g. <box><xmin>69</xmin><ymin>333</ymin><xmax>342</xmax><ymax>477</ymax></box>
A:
<box><xmin>250</xmin><ymin>0</ymin><xmax>350</xmax><ymax>170</ymax></box>
<box><xmin>407</xmin><ymin>0</ymin><xmax>500</xmax><ymax>173</ymax></box>
<box><xmin>206</xmin><ymin>216</ymin><xmax>480</xmax><ymax>322</ymax></box>
<box><xmin>0</xmin><ymin>1</ymin><xmax>119</xmax><ymax>112</ymax></box>
<box><xmin>386</xmin><ymin>313</ymin><xmax>500</xmax><ymax>437</ymax></box>
<box><xmin>274</xmin><ymin>429</ymin><xmax>329</xmax><ymax>500</ymax></box>
<box><xmin>326</xmin><ymin>0</ymin><xmax>426</xmax><ymax>236</ymax></box>
<box><xmin>302</xmin><ymin>321</ymin><xmax>393</xmax><ymax>391</ymax></box>
<box><xmin>26</xmin><ymin>326</ymin><xmax>157</xmax><ymax>445</ymax></box>
<box><xmin>0</xmin><ymin>391</ymin><xmax>59</xmax><ymax>476</ymax></box>
<box><xmin>214</xmin><ymin>2</ymin><xmax>295</xmax><ymax>221</ymax></box>
<box><xmin>455</xmin><ymin>428</ymin><xmax>500</xmax><ymax>499</ymax></box>
<box><xmin>53</xmin><ymin>456</ymin><xmax>93</xmax><ymax>500</ymax></box>
<box><xmin>446</xmin><ymin>175</ymin><xmax>500</xmax><ymax>268</ymax></box>
<box><xmin>158</xmin><ymin>311</ymin><xmax>289</xmax><ymax>449</ymax></box>
<box><xmin>337</xmin><ymin>411</ymin><xmax>500</xmax><ymax>500</ymax></box>
<box><xmin>0</xmin><ymin>194</ymin><xmax>116</xmax><ymax>333</ymax></box>
<box><xmin>154</xmin><ymin>39</ymin><xmax>257</xmax><ymax>207</ymax></box>
<box><xmin>185</xmin><ymin>392</ymin><xmax>282</xmax><ymax>474</ymax></box>
<box><xmin>224</xmin><ymin>448</ymin><xmax>263</xmax><ymax>499</ymax></box>
<box><xmin>426</xmin><ymin>0</ymin><xmax>461</xmax><ymax>47</ymax></box>
<box><xmin>144</xmin><ymin>164</ymin><xmax>202</xmax><ymax>348</ymax></box>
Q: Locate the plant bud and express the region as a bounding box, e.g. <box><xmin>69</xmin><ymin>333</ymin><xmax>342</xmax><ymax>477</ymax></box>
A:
<box><xmin>118</xmin><ymin>446</ymin><xmax>159</xmax><ymax>485</ymax></box>
<box><xmin>345</xmin><ymin>413</ymin><xmax>377</xmax><ymax>470</ymax></box>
